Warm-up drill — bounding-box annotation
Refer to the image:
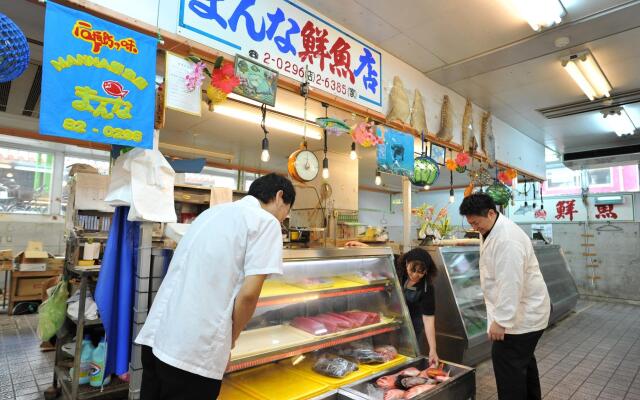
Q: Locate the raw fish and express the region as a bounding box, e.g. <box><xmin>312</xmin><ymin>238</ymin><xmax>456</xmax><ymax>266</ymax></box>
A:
<box><xmin>384</xmin><ymin>389</ymin><xmax>406</xmax><ymax>400</ymax></box>
<box><xmin>326</xmin><ymin>312</ymin><xmax>358</xmax><ymax>329</ymax></box>
<box><xmin>340</xmin><ymin>348</ymin><xmax>386</xmax><ymax>364</ymax></box>
<box><xmin>404</xmin><ymin>383</ymin><xmax>436</xmax><ymax>398</ymax></box>
<box><xmin>309</xmin><ymin>316</ymin><xmax>339</xmax><ymax>333</ymax></box>
<box><xmin>374</xmin><ymin>345</ymin><xmax>398</xmax><ymax>362</ymax></box>
<box><xmin>291</xmin><ymin>317</ymin><xmax>328</xmax><ymax>335</ymax></box>
<box><xmin>376</xmin><ymin>368</ymin><xmax>421</xmax><ymax>389</ymax></box>
<box><xmin>312</xmin><ymin>355</ymin><xmax>358</xmax><ymax>378</ymax></box>
<box><xmin>399</xmin><ymin>376</ymin><xmax>430</xmax><ymax>389</ymax></box>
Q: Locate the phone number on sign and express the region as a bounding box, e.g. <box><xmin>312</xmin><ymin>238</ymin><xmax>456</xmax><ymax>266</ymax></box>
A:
<box><xmin>63</xmin><ymin>118</ymin><xmax>143</xmax><ymax>143</ymax></box>
<box><xmin>262</xmin><ymin>53</ymin><xmax>353</xmax><ymax>97</ymax></box>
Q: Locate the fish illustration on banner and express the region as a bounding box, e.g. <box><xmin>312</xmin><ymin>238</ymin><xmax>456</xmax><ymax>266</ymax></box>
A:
<box><xmin>376</xmin><ymin>126</ymin><xmax>414</xmax><ymax>177</ymax></box>
<box><xmin>40</xmin><ymin>2</ymin><xmax>156</xmax><ymax>149</ymax></box>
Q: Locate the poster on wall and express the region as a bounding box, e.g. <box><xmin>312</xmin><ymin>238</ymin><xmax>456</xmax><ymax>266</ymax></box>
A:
<box><xmin>507</xmin><ymin>195</ymin><xmax>635</xmax><ymax>223</ymax></box>
<box><xmin>165</xmin><ymin>52</ymin><xmax>202</xmax><ymax>116</ymax></box>
<box><xmin>40</xmin><ymin>2</ymin><xmax>157</xmax><ymax>149</ymax></box>
<box><xmin>232</xmin><ymin>54</ymin><xmax>278</xmax><ymax>106</ymax></box>
<box><xmin>177</xmin><ymin>0</ymin><xmax>383</xmax><ymax>112</ymax></box>
<box><xmin>376</xmin><ymin>126</ymin><xmax>414</xmax><ymax>177</ymax></box>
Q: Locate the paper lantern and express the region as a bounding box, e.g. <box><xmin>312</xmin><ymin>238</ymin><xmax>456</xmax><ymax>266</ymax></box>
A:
<box><xmin>410</xmin><ymin>155</ymin><xmax>440</xmax><ymax>187</ymax></box>
<box><xmin>487</xmin><ymin>182</ymin><xmax>512</xmax><ymax>207</ymax></box>
<box><xmin>0</xmin><ymin>13</ymin><xmax>30</xmax><ymax>82</ymax></box>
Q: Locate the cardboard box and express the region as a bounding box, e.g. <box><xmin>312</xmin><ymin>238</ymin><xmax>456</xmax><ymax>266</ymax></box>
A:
<box><xmin>47</xmin><ymin>257</ymin><xmax>65</xmax><ymax>271</ymax></box>
<box><xmin>15</xmin><ymin>277</ymin><xmax>48</xmax><ymax>298</ymax></box>
<box><xmin>15</xmin><ymin>241</ymin><xmax>52</xmax><ymax>272</ymax></box>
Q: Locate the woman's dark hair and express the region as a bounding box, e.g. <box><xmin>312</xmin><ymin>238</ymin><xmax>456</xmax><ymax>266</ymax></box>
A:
<box><xmin>248</xmin><ymin>173</ymin><xmax>296</xmax><ymax>206</ymax></box>
<box><xmin>459</xmin><ymin>193</ymin><xmax>497</xmax><ymax>217</ymax></box>
<box><xmin>398</xmin><ymin>247</ymin><xmax>437</xmax><ymax>284</ymax></box>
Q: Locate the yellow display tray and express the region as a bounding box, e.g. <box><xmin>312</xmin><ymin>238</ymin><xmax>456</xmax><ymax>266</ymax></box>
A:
<box><xmin>226</xmin><ymin>364</ymin><xmax>330</xmax><ymax>400</ymax></box>
<box><xmin>218</xmin><ymin>381</ymin><xmax>257</xmax><ymax>400</ymax></box>
<box><xmin>260</xmin><ymin>278</ymin><xmax>375</xmax><ymax>298</ymax></box>
<box><xmin>358</xmin><ymin>354</ymin><xmax>409</xmax><ymax>373</ymax></box>
<box><xmin>282</xmin><ymin>357</ymin><xmax>371</xmax><ymax>388</ymax></box>
<box><xmin>231</xmin><ymin>325</ymin><xmax>312</xmax><ymax>361</ymax></box>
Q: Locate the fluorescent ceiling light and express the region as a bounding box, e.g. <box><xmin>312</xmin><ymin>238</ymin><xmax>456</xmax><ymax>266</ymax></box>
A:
<box><xmin>511</xmin><ymin>0</ymin><xmax>564</xmax><ymax>31</ymax></box>
<box><xmin>159</xmin><ymin>143</ymin><xmax>234</xmax><ymax>161</ymax></box>
<box><xmin>562</xmin><ymin>51</ymin><xmax>612</xmax><ymax>101</ymax></box>
<box><xmin>0</xmin><ymin>163</ymin><xmax>12</xmax><ymax>169</ymax></box>
<box><xmin>14</xmin><ymin>166</ymin><xmax>51</xmax><ymax>173</ymax></box>
<box><xmin>602</xmin><ymin>107</ymin><xmax>636</xmax><ymax>137</ymax></box>
<box><xmin>213</xmin><ymin>105</ymin><xmax>322</xmax><ymax>140</ymax></box>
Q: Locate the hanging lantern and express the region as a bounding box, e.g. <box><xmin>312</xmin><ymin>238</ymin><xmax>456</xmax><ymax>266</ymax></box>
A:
<box><xmin>0</xmin><ymin>13</ymin><xmax>30</xmax><ymax>82</ymax></box>
<box><xmin>486</xmin><ymin>182</ymin><xmax>512</xmax><ymax>207</ymax></box>
<box><xmin>410</xmin><ymin>155</ymin><xmax>440</xmax><ymax>187</ymax></box>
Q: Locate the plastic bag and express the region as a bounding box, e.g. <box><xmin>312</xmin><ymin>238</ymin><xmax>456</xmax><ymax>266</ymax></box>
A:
<box><xmin>312</xmin><ymin>355</ymin><xmax>358</xmax><ymax>378</ymax></box>
<box><xmin>37</xmin><ymin>279</ymin><xmax>69</xmax><ymax>341</ymax></box>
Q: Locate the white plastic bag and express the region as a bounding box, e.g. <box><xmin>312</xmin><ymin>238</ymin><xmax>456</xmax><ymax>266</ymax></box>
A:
<box><xmin>104</xmin><ymin>151</ymin><xmax>134</xmax><ymax>206</ymax></box>
<box><xmin>128</xmin><ymin>149</ymin><xmax>177</xmax><ymax>223</ymax></box>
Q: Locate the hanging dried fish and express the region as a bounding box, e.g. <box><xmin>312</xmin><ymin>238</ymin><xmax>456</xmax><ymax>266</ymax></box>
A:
<box><xmin>436</xmin><ymin>95</ymin><xmax>453</xmax><ymax>142</ymax></box>
<box><xmin>410</xmin><ymin>89</ymin><xmax>427</xmax><ymax>134</ymax></box>
<box><xmin>461</xmin><ymin>98</ymin><xmax>476</xmax><ymax>153</ymax></box>
<box><xmin>386</xmin><ymin>76</ymin><xmax>410</xmax><ymax>123</ymax></box>
<box><xmin>481</xmin><ymin>111</ymin><xmax>496</xmax><ymax>166</ymax></box>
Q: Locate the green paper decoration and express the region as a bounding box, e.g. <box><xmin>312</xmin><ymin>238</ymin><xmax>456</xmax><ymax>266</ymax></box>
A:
<box><xmin>487</xmin><ymin>182</ymin><xmax>512</xmax><ymax>207</ymax></box>
<box><xmin>410</xmin><ymin>155</ymin><xmax>440</xmax><ymax>187</ymax></box>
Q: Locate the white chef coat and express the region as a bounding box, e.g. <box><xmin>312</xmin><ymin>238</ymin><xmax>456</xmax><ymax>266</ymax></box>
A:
<box><xmin>479</xmin><ymin>214</ymin><xmax>550</xmax><ymax>335</ymax></box>
<box><xmin>135</xmin><ymin>196</ymin><xmax>283</xmax><ymax>379</ymax></box>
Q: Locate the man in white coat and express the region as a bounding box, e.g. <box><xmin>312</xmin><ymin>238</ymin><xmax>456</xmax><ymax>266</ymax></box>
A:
<box><xmin>460</xmin><ymin>193</ymin><xmax>550</xmax><ymax>400</ymax></box>
<box><xmin>135</xmin><ymin>173</ymin><xmax>295</xmax><ymax>400</ymax></box>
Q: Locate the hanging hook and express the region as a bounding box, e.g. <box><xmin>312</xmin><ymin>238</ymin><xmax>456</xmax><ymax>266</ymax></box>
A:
<box><xmin>260</xmin><ymin>104</ymin><xmax>268</xmax><ymax>136</ymax></box>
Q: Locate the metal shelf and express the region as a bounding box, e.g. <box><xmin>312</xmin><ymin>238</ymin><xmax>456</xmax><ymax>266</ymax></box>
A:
<box><xmin>55</xmin><ymin>366</ymin><xmax>128</xmax><ymax>400</ymax></box>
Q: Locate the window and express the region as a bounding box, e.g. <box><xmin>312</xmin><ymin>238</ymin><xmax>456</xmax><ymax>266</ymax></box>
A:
<box><xmin>543</xmin><ymin>165</ymin><xmax>582</xmax><ymax>196</ymax></box>
<box><xmin>586</xmin><ymin>168</ymin><xmax>612</xmax><ymax>186</ymax></box>
<box><xmin>0</xmin><ymin>147</ymin><xmax>54</xmax><ymax>214</ymax></box>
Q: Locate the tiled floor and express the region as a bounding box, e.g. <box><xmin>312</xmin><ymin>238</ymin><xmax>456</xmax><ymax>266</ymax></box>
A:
<box><xmin>1</xmin><ymin>301</ymin><xmax>639</xmax><ymax>399</ymax></box>
<box><xmin>476</xmin><ymin>301</ymin><xmax>640</xmax><ymax>400</ymax></box>
<box><xmin>0</xmin><ymin>313</ymin><xmax>55</xmax><ymax>400</ymax></box>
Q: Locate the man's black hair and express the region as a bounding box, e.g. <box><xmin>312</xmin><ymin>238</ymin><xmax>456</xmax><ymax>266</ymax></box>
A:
<box><xmin>459</xmin><ymin>193</ymin><xmax>497</xmax><ymax>217</ymax></box>
<box><xmin>248</xmin><ymin>173</ymin><xmax>296</xmax><ymax>206</ymax></box>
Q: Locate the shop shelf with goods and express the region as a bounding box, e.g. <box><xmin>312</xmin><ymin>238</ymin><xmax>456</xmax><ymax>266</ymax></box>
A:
<box><xmin>46</xmin><ymin>233</ymin><xmax>128</xmax><ymax>400</ymax></box>
<box><xmin>426</xmin><ymin>244</ymin><xmax>579</xmax><ymax>366</ymax></box>
<box><xmin>173</xmin><ymin>184</ymin><xmax>247</xmax><ymax>223</ymax></box>
<box><xmin>131</xmin><ymin>245</ymin><xmax>476</xmax><ymax>399</ymax></box>
<box><xmin>64</xmin><ymin>172</ymin><xmax>115</xmax><ymax>236</ymax></box>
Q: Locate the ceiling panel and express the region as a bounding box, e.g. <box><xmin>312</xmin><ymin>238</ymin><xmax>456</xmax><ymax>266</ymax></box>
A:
<box><xmin>378</xmin><ymin>34</ymin><xmax>445</xmax><ymax>72</ymax></box>
<box><xmin>299</xmin><ymin>0</ymin><xmax>401</xmax><ymax>45</ymax></box>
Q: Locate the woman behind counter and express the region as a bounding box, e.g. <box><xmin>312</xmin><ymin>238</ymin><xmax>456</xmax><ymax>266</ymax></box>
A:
<box><xmin>346</xmin><ymin>243</ymin><xmax>439</xmax><ymax>365</ymax></box>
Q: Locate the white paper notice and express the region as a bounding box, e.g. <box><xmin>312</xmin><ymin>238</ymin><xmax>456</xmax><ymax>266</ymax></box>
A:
<box><xmin>165</xmin><ymin>52</ymin><xmax>202</xmax><ymax>116</ymax></box>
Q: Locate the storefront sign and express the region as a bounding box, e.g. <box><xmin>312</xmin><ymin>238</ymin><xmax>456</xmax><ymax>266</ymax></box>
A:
<box><xmin>508</xmin><ymin>195</ymin><xmax>635</xmax><ymax>223</ymax></box>
<box><xmin>40</xmin><ymin>2</ymin><xmax>157</xmax><ymax>149</ymax></box>
<box><xmin>177</xmin><ymin>0</ymin><xmax>383</xmax><ymax>112</ymax></box>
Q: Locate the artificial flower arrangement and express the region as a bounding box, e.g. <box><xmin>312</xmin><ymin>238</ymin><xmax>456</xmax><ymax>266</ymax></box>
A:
<box><xmin>497</xmin><ymin>168</ymin><xmax>518</xmax><ymax>186</ymax></box>
<box><xmin>413</xmin><ymin>204</ymin><xmax>453</xmax><ymax>240</ymax></box>
<box><xmin>185</xmin><ymin>56</ymin><xmax>240</xmax><ymax>107</ymax></box>
<box><xmin>445</xmin><ymin>152</ymin><xmax>472</xmax><ymax>173</ymax></box>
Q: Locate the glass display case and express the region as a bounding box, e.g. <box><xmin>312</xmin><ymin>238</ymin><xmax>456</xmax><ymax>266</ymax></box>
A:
<box><xmin>428</xmin><ymin>244</ymin><xmax>578</xmax><ymax>366</ymax></box>
<box><xmin>221</xmin><ymin>247</ymin><xmax>419</xmax><ymax>399</ymax></box>
<box><xmin>216</xmin><ymin>247</ymin><xmax>475</xmax><ymax>400</ymax></box>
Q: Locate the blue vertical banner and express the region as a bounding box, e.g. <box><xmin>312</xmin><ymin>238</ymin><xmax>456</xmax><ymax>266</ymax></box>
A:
<box><xmin>40</xmin><ymin>2</ymin><xmax>156</xmax><ymax>149</ymax></box>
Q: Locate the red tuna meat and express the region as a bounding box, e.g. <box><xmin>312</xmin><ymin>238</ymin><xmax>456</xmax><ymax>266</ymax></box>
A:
<box><xmin>291</xmin><ymin>317</ymin><xmax>328</xmax><ymax>336</ymax></box>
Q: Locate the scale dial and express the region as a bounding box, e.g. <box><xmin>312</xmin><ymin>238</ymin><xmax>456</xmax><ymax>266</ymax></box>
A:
<box><xmin>288</xmin><ymin>149</ymin><xmax>319</xmax><ymax>182</ymax></box>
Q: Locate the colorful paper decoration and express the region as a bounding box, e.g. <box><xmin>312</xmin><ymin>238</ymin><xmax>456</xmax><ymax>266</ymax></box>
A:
<box><xmin>316</xmin><ymin>117</ymin><xmax>351</xmax><ymax>135</ymax></box>
<box><xmin>350</xmin><ymin>121</ymin><xmax>382</xmax><ymax>147</ymax></box>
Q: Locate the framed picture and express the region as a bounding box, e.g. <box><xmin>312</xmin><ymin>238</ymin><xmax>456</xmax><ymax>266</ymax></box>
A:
<box><xmin>430</xmin><ymin>143</ymin><xmax>446</xmax><ymax>165</ymax></box>
<box><xmin>232</xmin><ymin>54</ymin><xmax>279</xmax><ymax>106</ymax></box>
<box><xmin>376</xmin><ymin>126</ymin><xmax>415</xmax><ymax>177</ymax></box>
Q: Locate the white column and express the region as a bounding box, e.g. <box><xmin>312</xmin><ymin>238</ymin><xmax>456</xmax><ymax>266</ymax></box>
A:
<box><xmin>402</xmin><ymin>176</ymin><xmax>411</xmax><ymax>252</ymax></box>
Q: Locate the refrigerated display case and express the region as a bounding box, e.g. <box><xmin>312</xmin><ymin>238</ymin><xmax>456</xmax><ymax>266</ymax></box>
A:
<box><xmin>217</xmin><ymin>247</ymin><xmax>475</xmax><ymax>400</ymax></box>
<box><xmin>428</xmin><ymin>244</ymin><xmax>578</xmax><ymax>366</ymax></box>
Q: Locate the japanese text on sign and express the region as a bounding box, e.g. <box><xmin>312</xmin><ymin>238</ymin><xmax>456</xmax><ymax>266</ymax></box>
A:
<box><xmin>40</xmin><ymin>2</ymin><xmax>156</xmax><ymax>149</ymax></box>
<box><xmin>508</xmin><ymin>195</ymin><xmax>635</xmax><ymax>223</ymax></box>
<box><xmin>178</xmin><ymin>0</ymin><xmax>383</xmax><ymax>111</ymax></box>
